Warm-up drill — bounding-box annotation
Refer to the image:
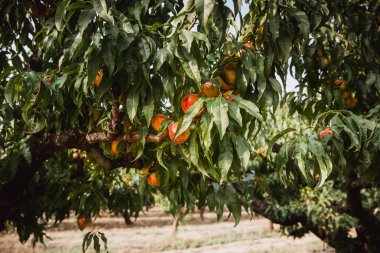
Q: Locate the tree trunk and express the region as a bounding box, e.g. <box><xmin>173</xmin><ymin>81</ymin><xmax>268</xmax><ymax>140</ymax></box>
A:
<box><xmin>346</xmin><ymin>172</ymin><xmax>380</xmax><ymax>252</ymax></box>
<box><xmin>199</xmin><ymin>207</ymin><xmax>205</xmax><ymax>221</ymax></box>
<box><xmin>124</xmin><ymin>211</ymin><xmax>133</xmax><ymax>225</ymax></box>
<box><xmin>172</xmin><ymin>207</ymin><xmax>189</xmax><ymax>235</ymax></box>
<box><xmin>268</xmin><ymin>220</ymin><xmax>274</xmax><ymax>232</ymax></box>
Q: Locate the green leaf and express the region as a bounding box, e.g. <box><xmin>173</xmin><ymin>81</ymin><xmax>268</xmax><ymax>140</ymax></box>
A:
<box><xmin>268</xmin><ymin>16</ymin><xmax>279</xmax><ymax>40</ymax></box>
<box><xmin>267</xmin><ymin>128</ymin><xmax>296</xmax><ymax>157</ymax></box>
<box><xmin>129</xmin><ymin>0</ymin><xmax>149</xmax><ymax>26</ymax></box>
<box><xmin>315</xmin><ymin>156</ymin><xmax>332</xmax><ymax>188</ymax></box>
<box><xmin>82</xmin><ymin>232</ymin><xmax>93</xmax><ymax>252</ymax></box>
<box><xmin>138</xmin><ymin>36</ymin><xmax>152</xmax><ymax>63</ymax></box>
<box><xmin>98</xmin><ymin>232</ymin><xmax>108</xmax><ymax>252</ymax></box>
<box><xmin>177</xmin><ymin>46</ymin><xmax>201</xmax><ymax>84</ymax></box>
<box><xmin>93</xmin><ymin>234</ymin><xmax>100</xmax><ymax>252</ymax></box>
<box><xmin>275</xmin><ymin>141</ymin><xmax>294</xmax><ymax>185</ymax></box>
<box><xmin>175</xmin><ymin>98</ymin><xmax>204</xmax><ymax>138</ymax></box>
<box><xmin>308</xmin><ymin>139</ymin><xmax>327</xmax><ymax>158</ymax></box>
<box><xmin>157</xmin><ymin>145</ymin><xmax>169</xmax><ymax>170</ymax></box>
<box><xmin>233</xmin><ymin>96</ymin><xmax>263</xmax><ymax>122</ymax></box>
<box><xmin>180</xmin><ymin>30</ymin><xmax>211</xmax><ymax>52</ymax></box>
<box><xmin>200</xmin><ymin>112</ymin><xmax>213</xmax><ymax>150</ymax></box>
<box><xmin>241</xmin><ymin>53</ymin><xmax>256</xmax><ymax>85</ymax></box>
<box><xmin>269</xmin><ymin>77</ymin><xmax>282</xmax><ymax>94</ymax></box>
<box><xmin>134</xmin><ymin>127</ymin><xmax>148</xmax><ymax>160</ymax></box>
<box><xmin>127</xmin><ymin>88</ymin><xmax>139</xmax><ymax>121</ymax></box>
<box><xmin>3</xmin><ymin>152</ymin><xmax>20</xmax><ymax>183</ymax></box>
<box><xmin>189</xmin><ymin>133</ymin><xmax>199</xmax><ymax>166</ymax></box>
<box><xmin>278</xmin><ymin>33</ymin><xmax>292</xmax><ymax>61</ymax></box>
<box><xmin>86</xmin><ymin>47</ymin><xmax>101</xmax><ymax>86</ymax></box>
<box><xmin>289</xmin><ymin>9</ymin><xmax>310</xmax><ymax>39</ymax></box>
<box><xmin>179</xmin><ymin>30</ymin><xmax>195</xmax><ymax>53</ymax></box>
<box><xmin>189</xmin><ymin>133</ymin><xmax>208</xmax><ymax>177</ymax></box>
<box><xmin>232</xmin><ymin>0</ymin><xmax>242</xmax><ymax>16</ymax></box>
<box><xmin>55</xmin><ymin>0</ymin><xmax>69</xmax><ymax>31</ymax></box>
<box><xmin>225</xmin><ymin>184</ymin><xmax>241</xmax><ymax>226</ymax></box>
<box><xmin>195</xmin><ymin>0</ymin><xmax>215</xmax><ymax>30</ymax></box>
<box><xmin>154</xmin><ymin>48</ymin><xmax>172</xmax><ymax>71</ymax></box>
<box><xmin>5</xmin><ymin>75</ymin><xmax>22</xmax><ymax>108</ymax></box>
<box><xmin>232</xmin><ymin>135</ymin><xmax>251</xmax><ymax>170</ymax></box>
<box><xmin>226</xmin><ymin>100</ymin><xmax>242</xmax><ymax>126</ymax></box>
<box><xmin>218</xmin><ymin>136</ymin><xmax>233</xmax><ymax>182</ymax></box>
<box><xmin>92</xmin><ymin>0</ymin><xmax>114</xmax><ymax>25</ymax></box>
<box><xmin>102</xmin><ymin>42</ymin><xmax>115</xmax><ymax>75</ymax></box>
<box><xmin>294</xmin><ymin>141</ymin><xmax>308</xmax><ymax>181</ymax></box>
<box><xmin>208</xmin><ymin>97</ymin><xmax>229</xmax><ymax>140</ymax></box>
<box><xmin>256</xmin><ymin>56</ymin><xmax>266</xmax><ymax>99</ymax></box>
<box><xmin>142</xmin><ymin>92</ymin><xmax>154</xmax><ymax>127</ymax></box>
<box><xmin>0</xmin><ymin>67</ymin><xmax>15</xmax><ymax>81</ymax></box>
<box><xmin>20</xmin><ymin>142</ymin><xmax>32</xmax><ymax>166</ymax></box>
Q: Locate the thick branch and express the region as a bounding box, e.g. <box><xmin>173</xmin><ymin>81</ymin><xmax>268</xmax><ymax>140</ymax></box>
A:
<box><xmin>251</xmin><ymin>198</ymin><xmax>365</xmax><ymax>251</ymax></box>
<box><xmin>251</xmin><ymin>199</ymin><xmax>304</xmax><ymax>226</ymax></box>
<box><xmin>348</xmin><ymin>178</ymin><xmax>374</xmax><ymax>190</ymax></box>
<box><xmin>128</xmin><ymin>131</ymin><xmax>168</xmax><ymax>143</ymax></box>
<box><xmin>346</xmin><ymin>172</ymin><xmax>380</xmax><ymax>250</ymax></box>
<box><xmin>109</xmin><ymin>84</ymin><xmax>122</xmax><ymax>139</ymax></box>
<box><xmin>86</xmin><ymin>132</ymin><xmax>109</xmax><ymax>143</ymax></box>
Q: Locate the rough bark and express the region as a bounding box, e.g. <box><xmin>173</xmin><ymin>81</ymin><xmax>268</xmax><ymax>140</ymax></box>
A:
<box><xmin>0</xmin><ymin>129</ymin><xmax>167</xmax><ymax>214</ymax></box>
<box><xmin>251</xmin><ymin>198</ymin><xmax>366</xmax><ymax>252</ymax></box>
<box><xmin>346</xmin><ymin>172</ymin><xmax>380</xmax><ymax>252</ymax></box>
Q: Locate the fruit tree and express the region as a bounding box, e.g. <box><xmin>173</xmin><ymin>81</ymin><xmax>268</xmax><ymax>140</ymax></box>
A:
<box><xmin>0</xmin><ymin>0</ymin><xmax>379</xmax><ymax>252</ymax></box>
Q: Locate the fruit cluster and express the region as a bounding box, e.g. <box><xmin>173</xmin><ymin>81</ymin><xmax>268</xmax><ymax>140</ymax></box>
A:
<box><xmin>149</xmin><ymin>41</ymin><xmax>255</xmax><ymax>145</ymax></box>
<box><xmin>334</xmin><ymin>79</ymin><xmax>358</xmax><ymax>109</ymax></box>
<box><xmin>94</xmin><ymin>42</ymin><xmax>255</xmax><ymax>188</ymax></box>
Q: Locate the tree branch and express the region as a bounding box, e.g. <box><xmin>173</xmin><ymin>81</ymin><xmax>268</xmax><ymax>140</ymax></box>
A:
<box><xmin>346</xmin><ymin>172</ymin><xmax>380</xmax><ymax>250</ymax></box>
<box><xmin>127</xmin><ymin>131</ymin><xmax>168</xmax><ymax>143</ymax></box>
<box><xmin>251</xmin><ymin>198</ymin><xmax>365</xmax><ymax>251</ymax></box>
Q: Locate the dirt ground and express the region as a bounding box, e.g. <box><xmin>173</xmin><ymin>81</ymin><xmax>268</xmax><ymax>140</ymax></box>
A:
<box><xmin>0</xmin><ymin>207</ymin><xmax>334</xmax><ymax>253</ymax></box>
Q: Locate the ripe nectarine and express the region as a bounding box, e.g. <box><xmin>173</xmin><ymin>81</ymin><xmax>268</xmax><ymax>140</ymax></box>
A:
<box><xmin>218</xmin><ymin>76</ymin><xmax>234</xmax><ymax>90</ymax></box>
<box><xmin>200</xmin><ymin>82</ymin><xmax>220</xmax><ymax>98</ymax></box>
<box><xmin>94</xmin><ymin>69</ymin><xmax>103</xmax><ymax>87</ymax></box>
<box><xmin>181</xmin><ymin>94</ymin><xmax>199</xmax><ymax>113</ymax></box>
<box><xmin>346</xmin><ymin>97</ymin><xmax>358</xmax><ymax>109</ymax></box>
<box><xmin>78</xmin><ymin>216</ymin><xmax>92</xmax><ymax>230</ymax></box>
<box><xmin>223</xmin><ymin>61</ymin><xmax>238</xmax><ymax>85</ymax></box>
<box><xmin>339</xmin><ymin>81</ymin><xmax>347</xmax><ymax>91</ymax></box>
<box><xmin>319</xmin><ymin>128</ymin><xmax>333</xmax><ymax>140</ymax></box>
<box><xmin>168</xmin><ymin>122</ymin><xmax>190</xmax><ymax>144</ymax></box>
<box><xmin>151</xmin><ymin>114</ymin><xmax>167</xmax><ymax>132</ymax></box>
<box><xmin>341</xmin><ymin>91</ymin><xmax>350</xmax><ymax>99</ymax></box>
<box><xmin>334</xmin><ymin>79</ymin><xmax>342</xmax><ymax>86</ymax></box>
<box><xmin>110</xmin><ymin>137</ymin><xmax>123</xmax><ymax>156</ymax></box>
<box><xmin>147</xmin><ymin>172</ymin><xmax>160</xmax><ymax>187</ymax></box>
<box><xmin>243</xmin><ymin>41</ymin><xmax>254</xmax><ymax>51</ymax></box>
<box><xmin>141</xmin><ymin>165</ymin><xmax>150</xmax><ymax>176</ymax></box>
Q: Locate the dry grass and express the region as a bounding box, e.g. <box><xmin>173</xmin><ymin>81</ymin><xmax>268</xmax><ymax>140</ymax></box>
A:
<box><xmin>0</xmin><ymin>207</ymin><xmax>333</xmax><ymax>253</ymax></box>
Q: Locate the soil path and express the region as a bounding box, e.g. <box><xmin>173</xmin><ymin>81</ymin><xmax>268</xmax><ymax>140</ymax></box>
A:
<box><xmin>0</xmin><ymin>207</ymin><xmax>333</xmax><ymax>253</ymax></box>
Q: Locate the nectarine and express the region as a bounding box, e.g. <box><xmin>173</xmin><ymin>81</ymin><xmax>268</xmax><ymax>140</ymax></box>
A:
<box><xmin>151</xmin><ymin>114</ymin><xmax>167</xmax><ymax>132</ymax></box>
<box><xmin>168</xmin><ymin>121</ymin><xmax>191</xmax><ymax>144</ymax></box>
<box><xmin>94</xmin><ymin>69</ymin><xmax>103</xmax><ymax>87</ymax></box>
<box><xmin>147</xmin><ymin>172</ymin><xmax>160</xmax><ymax>187</ymax></box>
<box><xmin>181</xmin><ymin>94</ymin><xmax>199</xmax><ymax>113</ymax></box>
<box><xmin>319</xmin><ymin>128</ymin><xmax>333</xmax><ymax>140</ymax></box>
<box><xmin>200</xmin><ymin>82</ymin><xmax>220</xmax><ymax>98</ymax></box>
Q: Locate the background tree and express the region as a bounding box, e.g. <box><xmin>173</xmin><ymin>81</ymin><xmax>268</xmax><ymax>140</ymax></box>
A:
<box><xmin>0</xmin><ymin>0</ymin><xmax>379</xmax><ymax>252</ymax></box>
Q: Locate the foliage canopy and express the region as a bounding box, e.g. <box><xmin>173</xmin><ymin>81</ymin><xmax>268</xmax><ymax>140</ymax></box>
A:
<box><xmin>0</xmin><ymin>0</ymin><xmax>379</xmax><ymax>252</ymax></box>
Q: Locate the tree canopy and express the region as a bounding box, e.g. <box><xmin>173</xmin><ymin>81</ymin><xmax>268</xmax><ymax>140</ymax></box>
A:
<box><xmin>0</xmin><ymin>0</ymin><xmax>379</xmax><ymax>252</ymax></box>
